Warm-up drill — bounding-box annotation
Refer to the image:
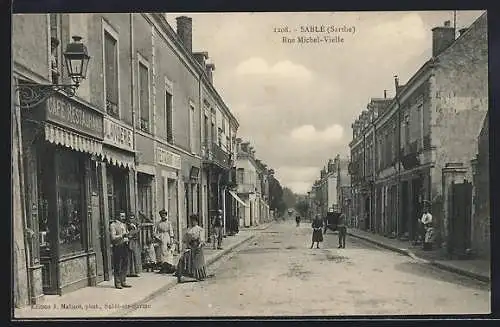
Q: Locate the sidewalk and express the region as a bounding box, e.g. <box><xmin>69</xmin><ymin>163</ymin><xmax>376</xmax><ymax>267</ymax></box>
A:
<box><xmin>348</xmin><ymin>228</ymin><xmax>491</xmax><ymax>283</ymax></box>
<box><xmin>14</xmin><ymin>224</ymin><xmax>271</xmax><ymax>319</ymax></box>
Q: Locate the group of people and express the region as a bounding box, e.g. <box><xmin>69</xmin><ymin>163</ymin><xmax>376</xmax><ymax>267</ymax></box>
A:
<box><xmin>294</xmin><ymin>213</ymin><xmax>348</xmax><ymax>249</ymax></box>
<box><xmin>109</xmin><ymin>209</ymin><xmax>226</xmax><ymax>289</ymax></box>
<box><xmin>298</xmin><ymin>204</ymin><xmax>435</xmax><ymax>252</ymax></box>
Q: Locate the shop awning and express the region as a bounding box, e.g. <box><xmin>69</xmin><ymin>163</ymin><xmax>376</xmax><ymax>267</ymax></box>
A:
<box><xmin>229</xmin><ymin>190</ymin><xmax>249</xmax><ymax>207</ymax></box>
<box><xmin>101</xmin><ymin>146</ymin><xmax>135</xmax><ymax>169</ymax></box>
<box><xmin>44</xmin><ymin>123</ymin><xmax>102</xmax><ymax>156</ymax></box>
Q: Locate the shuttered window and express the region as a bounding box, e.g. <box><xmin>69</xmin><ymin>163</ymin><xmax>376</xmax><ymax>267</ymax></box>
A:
<box><xmin>104</xmin><ymin>31</ymin><xmax>119</xmax><ymax>117</ymax></box>
<box><xmin>138</xmin><ymin>62</ymin><xmax>149</xmax><ymax>132</ymax></box>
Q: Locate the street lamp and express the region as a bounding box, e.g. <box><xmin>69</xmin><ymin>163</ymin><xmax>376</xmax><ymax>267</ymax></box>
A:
<box><xmin>16</xmin><ymin>35</ymin><xmax>91</xmax><ymax>109</ymax></box>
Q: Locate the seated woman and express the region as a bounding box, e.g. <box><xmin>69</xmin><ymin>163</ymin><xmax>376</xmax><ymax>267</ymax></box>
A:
<box><xmin>175</xmin><ymin>214</ymin><xmax>208</xmax><ymax>283</ymax></box>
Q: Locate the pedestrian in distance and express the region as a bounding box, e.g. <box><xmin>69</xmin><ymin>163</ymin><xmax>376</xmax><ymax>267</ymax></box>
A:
<box><xmin>337</xmin><ymin>213</ymin><xmax>347</xmax><ymax>248</ymax></box>
<box><xmin>296</xmin><ymin>215</ymin><xmax>301</xmax><ymax>227</ymax></box>
<box><xmin>311</xmin><ymin>214</ymin><xmax>324</xmax><ymax>249</ymax></box>
<box><xmin>126</xmin><ymin>213</ymin><xmax>142</xmax><ymax>277</ymax></box>
<box><xmin>211</xmin><ymin>210</ymin><xmax>224</xmax><ymax>250</ymax></box>
<box><xmin>175</xmin><ymin>214</ymin><xmax>209</xmax><ymax>283</ymax></box>
<box><xmin>110</xmin><ymin>210</ymin><xmax>132</xmax><ymax>289</ymax></box>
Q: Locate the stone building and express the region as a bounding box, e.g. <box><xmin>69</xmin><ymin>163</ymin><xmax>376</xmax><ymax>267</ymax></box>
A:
<box><xmin>349</xmin><ymin>12</ymin><xmax>488</xmax><ymax>246</ymax></box>
<box><xmin>470</xmin><ymin>112</ymin><xmax>489</xmax><ymax>258</ymax></box>
<box><xmin>311</xmin><ymin>158</ymin><xmax>340</xmax><ymax>217</ymax></box>
<box><xmin>235</xmin><ymin>139</ymin><xmax>271</xmax><ymax>227</ymax></box>
<box><xmin>12</xmin><ymin>13</ymin><xmax>239</xmax><ymax>307</ymax></box>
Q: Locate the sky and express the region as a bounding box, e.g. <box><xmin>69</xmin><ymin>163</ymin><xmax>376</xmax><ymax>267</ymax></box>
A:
<box><xmin>167</xmin><ymin>10</ymin><xmax>486</xmax><ymax>194</ymax></box>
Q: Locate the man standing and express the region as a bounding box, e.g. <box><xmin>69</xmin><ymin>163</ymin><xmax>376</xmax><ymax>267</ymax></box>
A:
<box><xmin>212</xmin><ymin>210</ymin><xmax>223</xmax><ymax>250</ymax></box>
<box><xmin>337</xmin><ymin>213</ymin><xmax>347</xmax><ymax>249</ymax></box>
<box><xmin>420</xmin><ymin>207</ymin><xmax>434</xmax><ymax>251</ymax></box>
<box><xmin>110</xmin><ymin>211</ymin><xmax>131</xmax><ymax>289</ymax></box>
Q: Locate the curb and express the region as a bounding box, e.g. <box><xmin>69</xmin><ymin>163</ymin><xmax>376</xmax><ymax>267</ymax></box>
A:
<box><xmin>114</xmin><ymin>233</ymin><xmax>256</xmax><ymax>317</ymax></box>
<box><xmin>348</xmin><ymin>232</ymin><xmax>490</xmax><ymax>283</ymax></box>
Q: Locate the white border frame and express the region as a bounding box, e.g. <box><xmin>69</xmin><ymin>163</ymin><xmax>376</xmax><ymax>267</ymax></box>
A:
<box><xmin>101</xmin><ymin>18</ymin><xmax>121</xmax><ymax>118</ymax></box>
<box><xmin>137</xmin><ymin>52</ymin><xmax>152</xmax><ymax>133</ymax></box>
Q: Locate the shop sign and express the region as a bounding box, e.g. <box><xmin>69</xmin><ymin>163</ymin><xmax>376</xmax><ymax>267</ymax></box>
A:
<box><xmin>156</xmin><ymin>146</ymin><xmax>181</xmax><ymax>170</ymax></box>
<box><xmin>45</xmin><ymin>93</ymin><xmax>103</xmax><ymax>139</ymax></box>
<box><xmin>103</xmin><ymin>117</ymin><xmax>133</xmax><ymax>151</ymax></box>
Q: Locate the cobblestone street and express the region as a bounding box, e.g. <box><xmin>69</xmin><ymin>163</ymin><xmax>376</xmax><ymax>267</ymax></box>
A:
<box><xmin>125</xmin><ymin>221</ymin><xmax>490</xmax><ymax>317</ymax></box>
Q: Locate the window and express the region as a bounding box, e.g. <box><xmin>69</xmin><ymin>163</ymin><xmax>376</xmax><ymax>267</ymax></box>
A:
<box><xmin>104</xmin><ymin>31</ymin><xmax>119</xmax><ymax>117</ymax></box>
<box><xmin>165</xmin><ymin>91</ymin><xmax>173</xmax><ymax>142</ymax></box>
<box><xmin>189</xmin><ymin>103</ymin><xmax>195</xmax><ymax>152</ymax></box>
<box><xmin>203</xmin><ymin>114</ymin><xmax>209</xmax><ymax>148</ymax></box>
<box><xmin>237</xmin><ymin>168</ymin><xmax>244</xmax><ymax>184</ymax></box>
<box><xmin>218</xmin><ymin>128</ymin><xmax>223</xmax><ymax>146</ymax></box>
<box><xmin>56</xmin><ymin>149</ymin><xmax>84</xmax><ymax>255</ymax></box>
<box><xmin>138</xmin><ymin>62</ymin><xmax>150</xmax><ymax>132</ymax></box>
<box><xmin>404</xmin><ymin>115</ymin><xmax>410</xmax><ymax>149</ymax></box>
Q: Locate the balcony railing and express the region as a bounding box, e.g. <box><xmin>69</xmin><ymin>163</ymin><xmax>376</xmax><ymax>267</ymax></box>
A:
<box><xmin>238</xmin><ymin>183</ymin><xmax>257</xmax><ymax>194</ymax></box>
<box><xmin>203</xmin><ymin>141</ymin><xmax>231</xmax><ymax>167</ymax></box>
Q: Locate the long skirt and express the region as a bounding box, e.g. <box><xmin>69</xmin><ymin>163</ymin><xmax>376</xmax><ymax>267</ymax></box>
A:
<box><xmin>177</xmin><ymin>247</ymin><xmax>208</xmax><ymax>280</ymax></box>
<box><xmin>127</xmin><ymin>239</ymin><xmax>142</xmax><ymax>276</ymax></box>
<box><xmin>312</xmin><ymin>229</ymin><xmax>323</xmax><ymax>242</ymax></box>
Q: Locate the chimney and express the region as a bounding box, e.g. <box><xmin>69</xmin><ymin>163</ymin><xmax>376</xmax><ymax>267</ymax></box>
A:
<box><xmin>176</xmin><ymin>16</ymin><xmax>192</xmax><ymax>53</ymax></box>
<box><xmin>384</xmin><ymin>90</ymin><xmax>387</xmax><ymax>99</ymax></box>
<box><xmin>431</xmin><ymin>20</ymin><xmax>455</xmax><ymax>57</ymax></box>
<box><xmin>193</xmin><ymin>51</ymin><xmax>208</xmax><ymax>68</ymax></box>
<box><xmin>459</xmin><ymin>28</ymin><xmax>468</xmax><ymax>36</ymax></box>
<box><xmin>206</xmin><ymin>63</ymin><xmax>215</xmax><ymax>83</ymax></box>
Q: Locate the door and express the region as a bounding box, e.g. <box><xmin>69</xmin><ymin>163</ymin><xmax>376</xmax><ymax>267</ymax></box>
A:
<box><xmin>410</xmin><ymin>178</ymin><xmax>422</xmax><ymax>241</ymax></box>
<box><xmin>91</xmin><ymin>193</ymin><xmax>105</xmax><ymax>283</ymax></box>
<box><xmin>401</xmin><ymin>181</ymin><xmax>409</xmax><ymax>235</ymax></box>
<box><xmin>449</xmin><ymin>181</ymin><xmax>473</xmax><ymax>256</ymax></box>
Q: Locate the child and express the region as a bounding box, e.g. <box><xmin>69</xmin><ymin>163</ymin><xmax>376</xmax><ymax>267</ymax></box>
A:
<box><xmin>142</xmin><ymin>237</ymin><xmax>157</xmax><ymax>272</ymax></box>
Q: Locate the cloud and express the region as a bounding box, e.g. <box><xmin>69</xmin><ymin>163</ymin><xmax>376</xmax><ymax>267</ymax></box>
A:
<box><xmin>235</xmin><ymin>57</ymin><xmax>314</xmax><ymax>82</ymax></box>
<box><xmin>290</xmin><ymin>124</ymin><xmax>344</xmax><ymax>143</ymax></box>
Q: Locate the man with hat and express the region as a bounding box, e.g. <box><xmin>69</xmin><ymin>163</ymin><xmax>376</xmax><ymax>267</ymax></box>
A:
<box><xmin>211</xmin><ymin>209</ymin><xmax>224</xmax><ymax>250</ymax></box>
<box><xmin>110</xmin><ymin>210</ymin><xmax>132</xmax><ymax>289</ymax></box>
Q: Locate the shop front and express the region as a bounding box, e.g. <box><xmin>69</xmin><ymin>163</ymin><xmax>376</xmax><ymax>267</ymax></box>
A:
<box><xmin>22</xmin><ymin>92</ymin><xmax>104</xmax><ymax>296</ymax></box>
<box><xmin>99</xmin><ymin>117</ymin><xmax>136</xmax><ymax>281</ymax></box>
<box><xmin>155</xmin><ymin>143</ymin><xmax>181</xmax><ymax>244</ymax></box>
<box><xmin>181</xmin><ymin>154</ymin><xmax>202</xmax><ymax>242</ymax></box>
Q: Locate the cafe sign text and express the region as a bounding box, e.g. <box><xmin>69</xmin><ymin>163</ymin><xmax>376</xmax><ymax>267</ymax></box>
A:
<box><xmin>156</xmin><ymin>146</ymin><xmax>181</xmax><ymax>170</ymax></box>
<box><xmin>46</xmin><ymin>94</ymin><xmax>103</xmax><ymax>139</ymax></box>
<box><xmin>103</xmin><ymin>117</ymin><xmax>134</xmax><ymax>151</ymax></box>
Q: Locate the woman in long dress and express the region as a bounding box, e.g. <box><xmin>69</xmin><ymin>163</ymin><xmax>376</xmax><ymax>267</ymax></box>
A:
<box><xmin>311</xmin><ymin>214</ymin><xmax>324</xmax><ymax>249</ymax></box>
<box><xmin>175</xmin><ymin>214</ymin><xmax>208</xmax><ymax>283</ymax></box>
<box><xmin>154</xmin><ymin>209</ymin><xmax>176</xmax><ymax>273</ymax></box>
<box><xmin>126</xmin><ymin>213</ymin><xmax>142</xmax><ymax>277</ymax></box>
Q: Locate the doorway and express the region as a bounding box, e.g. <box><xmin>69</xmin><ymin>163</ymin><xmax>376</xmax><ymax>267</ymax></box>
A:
<box><xmin>401</xmin><ymin>181</ymin><xmax>409</xmax><ymax>236</ymax></box>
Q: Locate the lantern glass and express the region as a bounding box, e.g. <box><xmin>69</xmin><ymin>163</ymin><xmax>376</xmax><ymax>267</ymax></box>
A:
<box><xmin>63</xmin><ymin>36</ymin><xmax>91</xmax><ymax>85</ymax></box>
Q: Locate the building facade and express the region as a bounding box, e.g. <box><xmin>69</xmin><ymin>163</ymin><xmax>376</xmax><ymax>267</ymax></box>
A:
<box><xmin>349</xmin><ymin>13</ymin><xmax>488</xmax><ymax>249</ymax></box>
<box><xmin>235</xmin><ymin>139</ymin><xmax>271</xmax><ymax>227</ymax></box>
<box><xmin>12</xmin><ymin>13</ymin><xmax>240</xmax><ymax>307</ymax></box>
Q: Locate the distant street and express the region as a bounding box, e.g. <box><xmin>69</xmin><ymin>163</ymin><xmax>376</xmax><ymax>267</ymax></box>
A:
<box><xmin>125</xmin><ymin>221</ymin><xmax>490</xmax><ymax>317</ymax></box>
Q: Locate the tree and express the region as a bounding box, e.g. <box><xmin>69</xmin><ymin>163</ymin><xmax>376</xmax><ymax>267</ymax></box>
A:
<box><xmin>295</xmin><ymin>199</ymin><xmax>310</xmax><ymax>218</ymax></box>
<box><xmin>282</xmin><ymin>187</ymin><xmax>297</xmax><ymax>210</ymax></box>
<box><xmin>268</xmin><ymin>175</ymin><xmax>286</xmax><ymax>216</ymax></box>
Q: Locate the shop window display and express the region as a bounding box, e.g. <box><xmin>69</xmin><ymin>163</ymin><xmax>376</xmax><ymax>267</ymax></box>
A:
<box><xmin>56</xmin><ymin>149</ymin><xmax>84</xmax><ymax>255</ymax></box>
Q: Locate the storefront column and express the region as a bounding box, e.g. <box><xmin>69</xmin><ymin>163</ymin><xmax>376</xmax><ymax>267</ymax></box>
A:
<box><xmin>99</xmin><ymin>162</ymin><xmax>112</xmax><ymax>281</ymax></box>
<box><xmin>128</xmin><ymin>170</ymin><xmax>137</xmax><ymax>214</ymax></box>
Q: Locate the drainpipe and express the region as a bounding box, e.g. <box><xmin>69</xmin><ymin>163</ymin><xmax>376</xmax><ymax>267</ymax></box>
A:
<box><xmin>395</xmin><ymin>75</ymin><xmax>402</xmax><ymax>237</ymax></box>
<box><xmin>130</xmin><ymin>14</ymin><xmax>139</xmax><ymax>219</ymax></box>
